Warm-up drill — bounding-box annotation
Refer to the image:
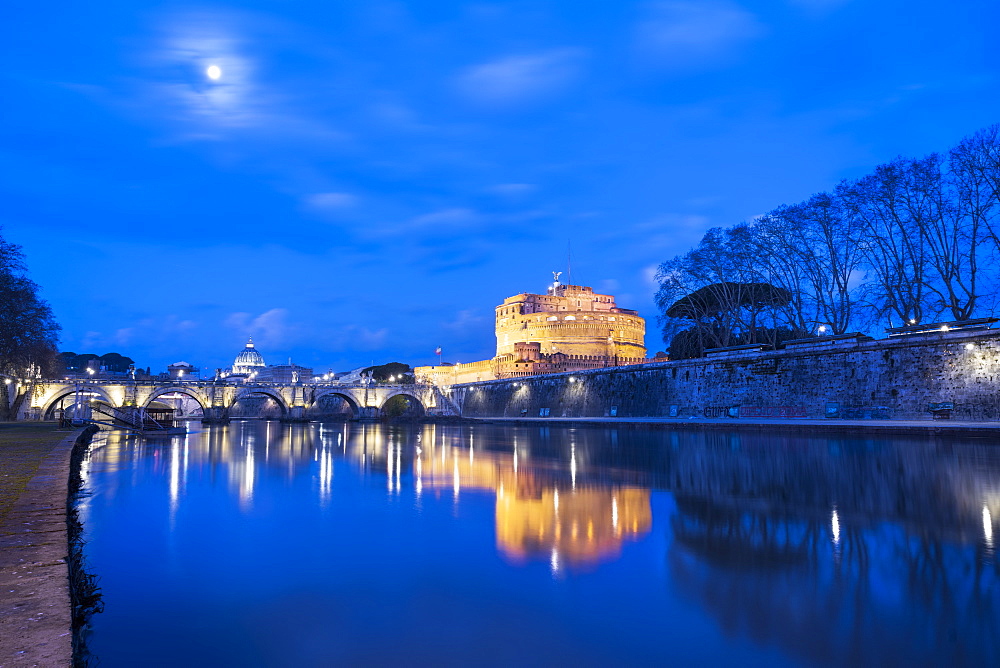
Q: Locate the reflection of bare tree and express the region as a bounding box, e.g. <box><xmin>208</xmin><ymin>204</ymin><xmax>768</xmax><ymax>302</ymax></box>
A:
<box><xmin>667</xmin><ymin>477</ymin><xmax>998</xmax><ymax>665</ymax></box>
<box><xmin>671</xmin><ymin>496</ymin><xmax>816</xmax><ymax>571</ymax></box>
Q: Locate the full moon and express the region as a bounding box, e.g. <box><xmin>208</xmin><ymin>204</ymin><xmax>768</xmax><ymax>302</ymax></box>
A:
<box><xmin>206</xmin><ymin>65</ymin><xmax>222</xmax><ymax>80</ymax></box>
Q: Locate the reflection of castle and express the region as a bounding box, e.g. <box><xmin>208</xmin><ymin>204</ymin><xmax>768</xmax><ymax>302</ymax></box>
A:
<box><xmin>410</xmin><ymin>438</ymin><xmax>651</xmax><ymax>570</ymax></box>
<box><xmin>416</xmin><ymin>280</ymin><xmax>651</xmax><ymax>385</ymax></box>
<box><xmin>496</xmin><ymin>482</ymin><xmax>650</xmax><ymax>569</ymax></box>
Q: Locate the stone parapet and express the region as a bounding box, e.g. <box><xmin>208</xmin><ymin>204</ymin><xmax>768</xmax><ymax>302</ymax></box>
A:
<box><xmin>453</xmin><ymin>327</ymin><xmax>1000</xmax><ymax>421</ymax></box>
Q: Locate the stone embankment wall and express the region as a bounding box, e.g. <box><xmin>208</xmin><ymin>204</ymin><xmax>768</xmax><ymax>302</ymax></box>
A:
<box><xmin>454</xmin><ymin>328</ymin><xmax>1000</xmax><ymax>420</ymax></box>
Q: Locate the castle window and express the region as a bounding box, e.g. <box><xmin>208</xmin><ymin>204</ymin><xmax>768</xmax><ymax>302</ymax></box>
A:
<box><xmin>565</xmin><ymin>316</ymin><xmax>576</xmax><ymax>321</ymax></box>
<box><xmin>547</xmin><ymin>316</ymin><xmax>558</xmax><ymax>321</ymax></box>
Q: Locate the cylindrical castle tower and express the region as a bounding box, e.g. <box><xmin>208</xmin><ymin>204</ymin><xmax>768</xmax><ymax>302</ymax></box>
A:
<box><xmin>494</xmin><ymin>284</ymin><xmax>646</xmax><ymax>361</ymax></box>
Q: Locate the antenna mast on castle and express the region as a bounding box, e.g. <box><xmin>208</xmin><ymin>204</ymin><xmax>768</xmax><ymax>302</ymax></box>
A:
<box><xmin>567</xmin><ymin>240</ymin><xmax>572</xmax><ymax>286</ymax></box>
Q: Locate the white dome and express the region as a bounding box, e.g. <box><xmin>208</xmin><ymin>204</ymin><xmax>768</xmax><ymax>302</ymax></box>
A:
<box><xmin>232</xmin><ymin>337</ymin><xmax>266</xmax><ymax>375</ymax></box>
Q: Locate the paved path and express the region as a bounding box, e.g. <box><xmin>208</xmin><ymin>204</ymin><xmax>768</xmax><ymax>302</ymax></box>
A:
<box><xmin>0</xmin><ymin>426</ymin><xmax>81</xmax><ymax>668</ymax></box>
<box><xmin>467</xmin><ymin>416</ymin><xmax>1000</xmax><ymax>436</ymax></box>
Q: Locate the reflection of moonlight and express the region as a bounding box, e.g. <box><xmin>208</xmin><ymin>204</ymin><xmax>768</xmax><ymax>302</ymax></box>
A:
<box><xmin>206</xmin><ymin>65</ymin><xmax>222</xmax><ymax>80</ymax></box>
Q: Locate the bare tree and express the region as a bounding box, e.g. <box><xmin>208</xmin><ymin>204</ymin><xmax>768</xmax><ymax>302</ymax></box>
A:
<box><xmin>657</xmin><ymin>124</ymin><xmax>1000</xmax><ymax>349</ymax></box>
<box><xmin>950</xmin><ymin>124</ymin><xmax>1000</xmax><ymax>251</ymax></box>
<box><xmin>759</xmin><ymin>191</ymin><xmax>865</xmax><ymax>334</ymax></box>
<box><xmin>841</xmin><ymin>159</ymin><xmax>936</xmax><ymax>326</ymax></box>
<box><xmin>656</xmin><ymin>227</ymin><xmax>800</xmax><ymax>356</ymax></box>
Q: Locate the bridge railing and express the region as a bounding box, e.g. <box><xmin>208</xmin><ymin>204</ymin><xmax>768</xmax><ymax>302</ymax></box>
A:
<box><xmin>36</xmin><ymin>378</ymin><xmax>438</xmax><ymax>389</ymax></box>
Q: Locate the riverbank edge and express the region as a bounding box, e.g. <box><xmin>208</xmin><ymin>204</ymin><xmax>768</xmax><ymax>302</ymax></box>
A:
<box><xmin>67</xmin><ymin>425</ymin><xmax>101</xmax><ymax>667</ymax></box>
<box><xmin>0</xmin><ymin>425</ymin><xmax>96</xmax><ymax>668</ymax></box>
<box><xmin>456</xmin><ymin>416</ymin><xmax>1000</xmax><ymax>437</ymax></box>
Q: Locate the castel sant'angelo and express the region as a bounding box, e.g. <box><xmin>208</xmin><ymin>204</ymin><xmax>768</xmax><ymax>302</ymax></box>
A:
<box><xmin>416</xmin><ymin>276</ymin><xmax>654</xmax><ymax>385</ymax></box>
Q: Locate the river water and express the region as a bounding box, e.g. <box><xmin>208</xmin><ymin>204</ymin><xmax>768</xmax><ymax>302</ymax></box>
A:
<box><xmin>77</xmin><ymin>421</ymin><xmax>1000</xmax><ymax>666</ymax></box>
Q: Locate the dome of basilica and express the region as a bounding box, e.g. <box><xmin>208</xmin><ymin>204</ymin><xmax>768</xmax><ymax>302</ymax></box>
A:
<box><xmin>232</xmin><ymin>337</ymin><xmax>266</xmax><ymax>375</ymax></box>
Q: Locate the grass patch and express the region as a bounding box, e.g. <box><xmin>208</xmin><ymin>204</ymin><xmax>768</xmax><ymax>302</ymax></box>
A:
<box><xmin>0</xmin><ymin>422</ymin><xmax>70</xmax><ymax>525</ymax></box>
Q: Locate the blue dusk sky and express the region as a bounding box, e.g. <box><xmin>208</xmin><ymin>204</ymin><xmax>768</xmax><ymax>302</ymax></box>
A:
<box><xmin>2</xmin><ymin>1</ymin><xmax>998</xmax><ymax>374</ymax></box>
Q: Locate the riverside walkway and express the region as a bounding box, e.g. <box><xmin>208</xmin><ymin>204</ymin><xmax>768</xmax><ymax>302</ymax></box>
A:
<box><xmin>0</xmin><ymin>423</ymin><xmax>80</xmax><ymax>668</ymax></box>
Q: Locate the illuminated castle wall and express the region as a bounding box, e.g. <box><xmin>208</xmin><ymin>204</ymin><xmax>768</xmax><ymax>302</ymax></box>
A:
<box><xmin>496</xmin><ymin>284</ymin><xmax>646</xmax><ymax>359</ymax></box>
<box><xmin>417</xmin><ymin>282</ymin><xmax>649</xmax><ymax>385</ymax></box>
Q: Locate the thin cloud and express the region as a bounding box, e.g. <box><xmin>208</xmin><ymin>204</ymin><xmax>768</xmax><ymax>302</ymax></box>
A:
<box><xmin>488</xmin><ymin>183</ymin><xmax>538</xmax><ymax>197</ymax></box>
<box><xmin>636</xmin><ymin>1</ymin><xmax>764</xmax><ymax>72</ymax></box>
<box><xmin>133</xmin><ymin>9</ymin><xmax>349</xmax><ymax>145</ymax></box>
<box><xmin>225</xmin><ymin>308</ymin><xmax>292</xmax><ymax>348</ymax></box>
<box><xmin>362</xmin><ymin>208</ymin><xmax>486</xmax><ymax>240</ymax></box>
<box><xmin>306</xmin><ymin>192</ymin><xmax>358</xmax><ymax>210</ymax></box>
<box><xmin>788</xmin><ymin>0</ymin><xmax>851</xmax><ymax>11</ymax></box>
<box><xmin>456</xmin><ymin>49</ymin><xmax>585</xmax><ymax>108</ymax></box>
<box><xmin>73</xmin><ymin>317</ymin><xmax>199</xmax><ymax>354</ymax></box>
<box><xmin>442</xmin><ymin>309</ymin><xmax>488</xmax><ymax>334</ymax></box>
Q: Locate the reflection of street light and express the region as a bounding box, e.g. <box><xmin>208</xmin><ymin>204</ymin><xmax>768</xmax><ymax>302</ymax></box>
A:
<box><xmin>984</xmin><ymin>506</ymin><xmax>993</xmax><ymax>546</ymax></box>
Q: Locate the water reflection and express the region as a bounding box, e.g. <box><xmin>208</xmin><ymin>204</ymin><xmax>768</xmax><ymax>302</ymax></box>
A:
<box><xmin>82</xmin><ymin>422</ymin><xmax>1000</xmax><ymax>666</ymax></box>
<box><xmin>408</xmin><ymin>434</ymin><xmax>651</xmax><ymax>570</ymax></box>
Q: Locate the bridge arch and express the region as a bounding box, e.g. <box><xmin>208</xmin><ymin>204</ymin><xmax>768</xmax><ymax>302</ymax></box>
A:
<box><xmin>379</xmin><ymin>392</ymin><xmax>426</xmax><ymax>418</ymax></box>
<box><xmin>229</xmin><ymin>387</ymin><xmax>289</xmax><ymax>417</ymax></box>
<box><xmin>144</xmin><ymin>386</ymin><xmax>210</xmax><ymax>410</ymax></box>
<box><xmin>310</xmin><ymin>389</ymin><xmax>361</xmax><ymax>419</ymax></box>
<box><xmin>42</xmin><ymin>385</ymin><xmax>118</xmax><ymax>419</ymax></box>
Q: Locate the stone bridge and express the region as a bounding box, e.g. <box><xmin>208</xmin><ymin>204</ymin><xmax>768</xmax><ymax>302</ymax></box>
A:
<box><xmin>7</xmin><ymin>378</ymin><xmax>459</xmax><ymax>423</ymax></box>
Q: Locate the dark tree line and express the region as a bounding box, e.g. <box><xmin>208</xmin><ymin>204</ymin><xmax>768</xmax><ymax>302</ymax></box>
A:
<box><xmin>58</xmin><ymin>352</ymin><xmax>136</xmax><ymax>374</ymax></box>
<box><xmin>0</xmin><ymin>229</ymin><xmax>60</xmax><ymax>380</ymax></box>
<box><xmin>656</xmin><ymin>125</ymin><xmax>1000</xmax><ymax>358</ymax></box>
<box><xmin>363</xmin><ymin>362</ymin><xmax>414</xmax><ymax>384</ymax></box>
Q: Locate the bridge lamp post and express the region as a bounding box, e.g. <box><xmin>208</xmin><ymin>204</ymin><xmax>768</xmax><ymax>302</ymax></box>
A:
<box><xmin>361</xmin><ymin>371</ymin><xmax>374</xmax><ymax>410</ymax></box>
